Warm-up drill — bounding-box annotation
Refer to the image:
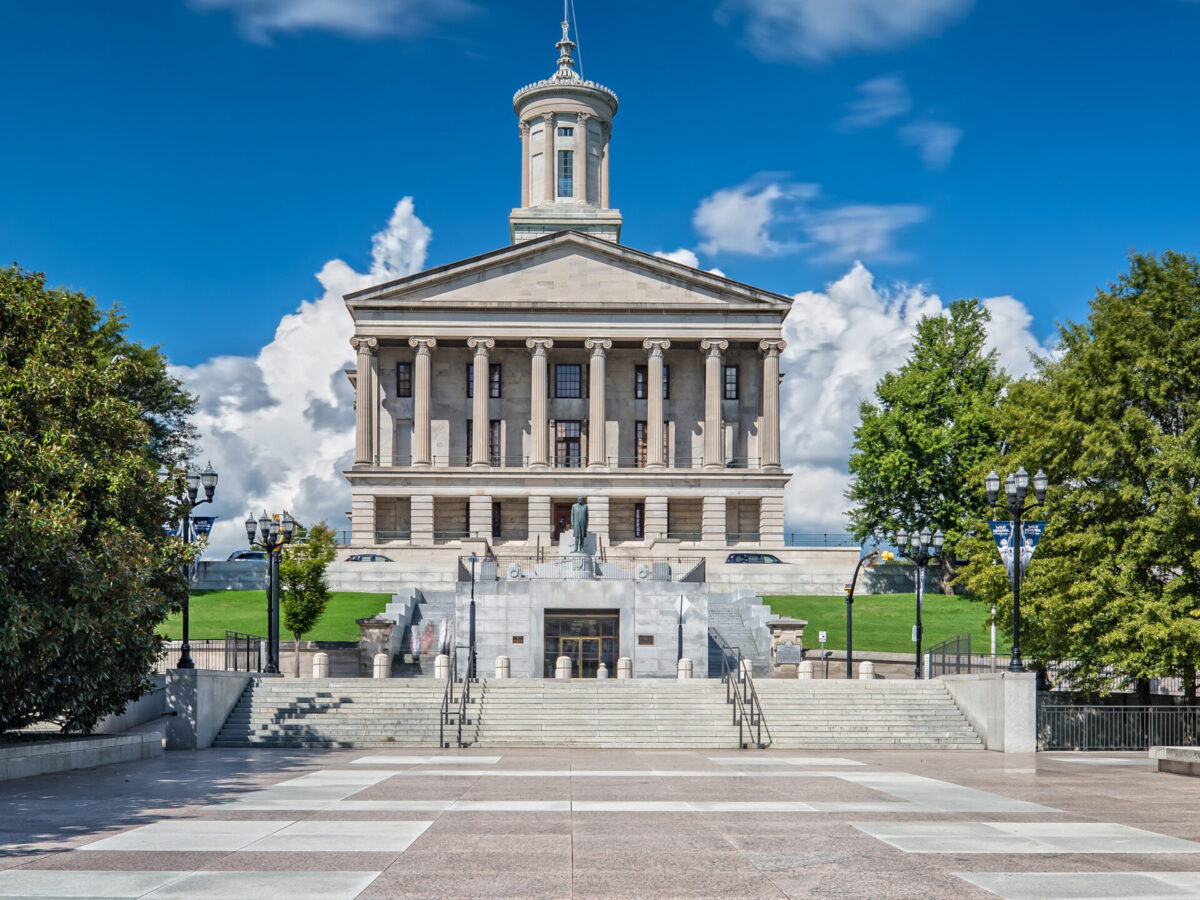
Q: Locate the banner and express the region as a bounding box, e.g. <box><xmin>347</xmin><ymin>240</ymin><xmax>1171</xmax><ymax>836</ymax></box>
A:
<box><xmin>1021</xmin><ymin>521</ymin><xmax>1046</xmax><ymax>572</ymax></box>
<box><xmin>988</xmin><ymin>521</ymin><xmax>1016</xmax><ymax>581</ymax></box>
<box><xmin>191</xmin><ymin>516</ymin><xmax>216</xmax><ymax>538</ymax></box>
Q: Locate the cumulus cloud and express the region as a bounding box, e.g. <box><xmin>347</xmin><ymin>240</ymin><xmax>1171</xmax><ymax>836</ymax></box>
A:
<box><xmin>187</xmin><ymin>0</ymin><xmax>476</xmax><ymax>42</ymax></box>
<box><xmin>778</xmin><ymin>263</ymin><xmax>1056</xmax><ymax>534</ymax></box>
<box><xmin>899</xmin><ymin>118</ymin><xmax>964</xmax><ymax>169</ymax></box>
<box><xmin>721</xmin><ymin>0</ymin><xmax>973</xmax><ymax>62</ymax></box>
<box><xmin>652</xmin><ymin>248</ymin><xmax>727</xmax><ymax>278</ymax></box>
<box><xmin>174</xmin><ymin>198</ymin><xmax>430</xmax><ymax>558</ymax></box>
<box><xmin>803</xmin><ymin>203</ymin><xmax>929</xmax><ymax>262</ymax></box>
<box><xmin>838</xmin><ymin>74</ymin><xmax>911</xmax><ymax>130</ymax></box>
<box><xmin>694</xmin><ymin>181</ymin><xmax>817</xmax><ymax>256</ymax></box>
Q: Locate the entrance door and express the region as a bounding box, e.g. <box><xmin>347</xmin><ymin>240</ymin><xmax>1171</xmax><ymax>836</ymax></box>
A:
<box><xmin>544</xmin><ymin>612</ymin><xmax>619</xmax><ymax>678</ymax></box>
<box><xmin>552</xmin><ymin>503</ymin><xmax>573</xmax><ymax>542</ymax></box>
<box><xmin>558</xmin><ymin>637</ymin><xmax>603</xmax><ymax>679</ymax></box>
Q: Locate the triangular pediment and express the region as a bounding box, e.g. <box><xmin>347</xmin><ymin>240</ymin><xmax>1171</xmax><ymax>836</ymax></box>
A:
<box><xmin>344</xmin><ymin>231</ymin><xmax>792</xmax><ymax>313</ymax></box>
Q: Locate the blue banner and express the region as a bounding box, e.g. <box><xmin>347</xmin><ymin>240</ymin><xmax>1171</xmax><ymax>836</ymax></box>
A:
<box><xmin>988</xmin><ymin>521</ymin><xmax>1015</xmax><ymax>581</ymax></box>
<box><xmin>191</xmin><ymin>516</ymin><xmax>216</xmax><ymax>538</ymax></box>
<box><xmin>1020</xmin><ymin>521</ymin><xmax>1046</xmax><ymax>572</ymax></box>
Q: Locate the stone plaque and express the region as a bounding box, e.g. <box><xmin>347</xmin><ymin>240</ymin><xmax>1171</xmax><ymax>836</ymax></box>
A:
<box><xmin>776</xmin><ymin>643</ymin><xmax>804</xmax><ymax>665</ymax></box>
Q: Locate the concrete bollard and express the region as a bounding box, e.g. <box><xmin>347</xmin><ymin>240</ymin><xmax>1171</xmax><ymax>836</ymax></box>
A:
<box><xmin>739</xmin><ymin>659</ymin><xmax>754</xmax><ymax>681</ymax></box>
<box><xmin>858</xmin><ymin>660</ymin><xmax>875</xmax><ymax>680</ymax></box>
<box><xmin>312</xmin><ymin>652</ymin><xmax>329</xmax><ymax>679</ymax></box>
<box><xmin>373</xmin><ymin>652</ymin><xmax>391</xmax><ymax>679</ymax></box>
<box><xmin>494</xmin><ymin>655</ymin><xmax>511</xmax><ymax>679</ymax></box>
<box><xmin>677</xmin><ymin>658</ymin><xmax>694</xmax><ymax>680</ymax></box>
<box><xmin>555</xmin><ymin>655</ymin><xmax>573</xmax><ymax>680</ymax></box>
<box><xmin>616</xmin><ymin>657</ymin><xmax>633</xmax><ymax>679</ymax></box>
<box><xmin>596</xmin><ymin>662</ymin><xmax>609</xmax><ymax>679</ymax></box>
<box><xmin>797</xmin><ymin>660</ymin><xmax>814</xmax><ymax>680</ymax></box>
<box><xmin>434</xmin><ymin>653</ymin><xmax>451</xmax><ymax>681</ymax></box>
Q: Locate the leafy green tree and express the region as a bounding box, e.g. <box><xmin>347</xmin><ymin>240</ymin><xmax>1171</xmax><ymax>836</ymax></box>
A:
<box><xmin>0</xmin><ymin>265</ymin><xmax>196</xmax><ymax>733</ymax></box>
<box><xmin>280</xmin><ymin>522</ymin><xmax>338</xmax><ymax>677</ymax></box>
<box><xmin>846</xmin><ymin>298</ymin><xmax>1008</xmax><ymax>592</ymax></box>
<box><xmin>958</xmin><ymin>251</ymin><xmax>1200</xmax><ymax>699</ymax></box>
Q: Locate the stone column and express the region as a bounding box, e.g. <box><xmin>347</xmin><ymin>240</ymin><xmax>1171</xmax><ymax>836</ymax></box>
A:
<box><xmin>759</xmin><ymin>492</ymin><xmax>785</xmax><ymax>546</ymax></box>
<box><xmin>759</xmin><ymin>340</ymin><xmax>785</xmax><ymax>470</ymax></box>
<box><xmin>700</xmin><ymin>339</ymin><xmax>728</xmax><ymax>470</ymax></box>
<box><xmin>543</xmin><ymin>113</ymin><xmax>555</xmax><ymax>203</ymax></box>
<box><xmin>519</xmin><ymin>121</ymin><xmax>530</xmax><ymax>208</ymax></box>
<box><xmin>702</xmin><ymin>496</ymin><xmax>726</xmax><ymax>545</ymax></box>
<box><xmin>351</xmin><ymin>336</ymin><xmax>378</xmax><ymax>466</ymax></box>
<box><xmin>528</xmin><ymin>495</ymin><xmax>551</xmax><ymax>547</ymax></box>
<box><xmin>576</xmin><ymin>114</ymin><xmax>589</xmax><ymax>203</ymax></box>
<box><xmin>468</xmin><ymin>337</ymin><xmax>494</xmax><ymax>468</ymax></box>
<box><xmin>600</xmin><ymin>121</ymin><xmax>611</xmax><ymax>208</ymax></box>
<box><xmin>585</xmin><ymin>338</ymin><xmax>611</xmax><ymax>467</ymax></box>
<box><xmin>644</xmin><ymin>496</ymin><xmax>669</xmax><ymax>541</ymax></box>
<box><xmin>526</xmin><ymin>338</ymin><xmax>553</xmax><ymax>468</ymax></box>
<box><xmin>408</xmin><ymin>337</ymin><xmax>436</xmax><ymax>467</ymax></box>
<box><xmin>410</xmin><ymin>494</ymin><xmax>434</xmax><ymax>544</ymax></box>
<box><xmin>642</xmin><ymin>339</ymin><xmax>670</xmax><ymax>469</ymax></box>
<box><xmin>468</xmin><ymin>495</ymin><xmax>493</xmax><ymax>540</ymax></box>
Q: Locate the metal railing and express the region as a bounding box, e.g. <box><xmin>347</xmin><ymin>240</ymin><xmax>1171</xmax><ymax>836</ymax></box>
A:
<box><xmin>724</xmin><ymin>531</ymin><xmax>761</xmax><ymax>543</ymax></box>
<box><xmin>463</xmin><ymin>556</ymin><xmax>705</xmax><ymax>583</ymax></box>
<box><xmin>374</xmin><ymin>530</ymin><xmax>412</xmax><ymax>543</ymax></box>
<box><xmin>1038</xmin><ymin>705</ymin><xmax>1200</xmax><ymax>750</ymax></box>
<box><xmin>155</xmin><ymin>633</ymin><xmax>265</xmax><ymax>673</ymax></box>
<box><xmin>784</xmin><ymin>532</ymin><xmax>859</xmax><ymax>547</ymax></box>
<box><xmin>440</xmin><ymin>644</ymin><xmax>477</xmax><ymax>749</ymax></box>
<box><xmin>712</xmin><ymin>629</ymin><xmax>770</xmax><ymax>749</ymax></box>
<box><xmin>224</xmin><ymin>631</ymin><xmax>265</xmax><ymax>672</ymax></box>
<box><xmin>924</xmin><ymin>634</ymin><xmax>973</xmax><ymax>677</ymax></box>
<box><xmin>665</xmin><ymin>531</ymin><xmax>701</xmax><ymax>542</ymax></box>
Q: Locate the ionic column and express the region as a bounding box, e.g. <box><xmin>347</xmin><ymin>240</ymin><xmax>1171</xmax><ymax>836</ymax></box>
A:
<box><xmin>408</xmin><ymin>337</ymin><xmax>436</xmax><ymax>467</ymax></box>
<box><xmin>468</xmin><ymin>337</ymin><xmax>494</xmax><ymax>467</ymax></box>
<box><xmin>519</xmin><ymin>121</ymin><xmax>530</xmax><ymax>208</ymax></box>
<box><xmin>759</xmin><ymin>340</ymin><xmax>785</xmax><ymax>470</ymax></box>
<box><xmin>643</xmin><ymin>339</ymin><xmax>671</xmax><ymax>469</ymax></box>
<box><xmin>700</xmin><ymin>339</ymin><xmax>728</xmax><ymax>470</ymax></box>
<box><xmin>600</xmin><ymin>121</ymin><xmax>611</xmax><ymax>208</ymax></box>
<box><xmin>526</xmin><ymin>338</ymin><xmax>553</xmax><ymax>468</ymax></box>
<box><xmin>351</xmin><ymin>336</ymin><xmax>378</xmax><ymax>465</ymax></box>
<box><xmin>543</xmin><ymin>113</ymin><xmax>556</xmax><ymax>203</ymax></box>
<box><xmin>576</xmin><ymin>114</ymin><xmax>589</xmax><ymax>203</ymax></box>
<box><xmin>585</xmin><ymin>338</ymin><xmax>611</xmax><ymax>467</ymax></box>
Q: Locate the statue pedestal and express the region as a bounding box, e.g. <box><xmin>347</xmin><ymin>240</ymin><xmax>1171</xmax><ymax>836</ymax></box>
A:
<box><xmin>560</xmin><ymin>551</ymin><xmax>597</xmax><ymax>580</ymax></box>
<box><xmin>558</xmin><ymin>531</ymin><xmax>598</xmax><ymax>557</ymax></box>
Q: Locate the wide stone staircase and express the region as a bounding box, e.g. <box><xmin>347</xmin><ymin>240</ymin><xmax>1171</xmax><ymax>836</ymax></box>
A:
<box><xmin>753</xmin><ymin>680</ymin><xmax>984</xmax><ymax>749</ymax></box>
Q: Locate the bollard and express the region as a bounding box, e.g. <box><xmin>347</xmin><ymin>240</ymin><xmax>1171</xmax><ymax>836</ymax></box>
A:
<box><xmin>858</xmin><ymin>660</ymin><xmax>875</xmax><ymax>680</ymax></box>
<box><xmin>434</xmin><ymin>653</ymin><xmax>451</xmax><ymax>681</ymax></box>
<box><xmin>596</xmin><ymin>662</ymin><xmax>609</xmax><ymax>679</ymax></box>
<box><xmin>797</xmin><ymin>659</ymin><xmax>814</xmax><ymax>680</ymax></box>
<box><xmin>677</xmin><ymin>658</ymin><xmax>694</xmax><ymax>680</ymax></box>
<box><xmin>739</xmin><ymin>659</ymin><xmax>754</xmax><ymax>681</ymax></box>
<box><xmin>373</xmin><ymin>652</ymin><xmax>391</xmax><ymax>679</ymax></box>
<box><xmin>616</xmin><ymin>657</ymin><xmax>633</xmax><ymax>679</ymax></box>
<box><xmin>494</xmin><ymin>655</ymin><xmax>511</xmax><ymax>679</ymax></box>
<box><xmin>312</xmin><ymin>652</ymin><xmax>329</xmax><ymax>679</ymax></box>
<box><xmin>554</xmin><ymin>655</ymin><xmax>573</xmax><ymax>680</ymax></box>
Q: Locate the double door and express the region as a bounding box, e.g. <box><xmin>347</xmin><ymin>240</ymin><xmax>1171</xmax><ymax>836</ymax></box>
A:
<box><xmin>544</xmin><ymin>614</ymin><xmax>618</xmax><ymax>678</ymax></box>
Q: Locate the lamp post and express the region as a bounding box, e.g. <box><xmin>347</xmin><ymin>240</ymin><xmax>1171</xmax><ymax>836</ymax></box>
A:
<box><xmin>161</xmin><ymin>462</ymin><xmax>218</xmax><ymax>669</ymax></box>
<box><xmin>844</xmin><ymin>547</ymin><xmax>893</xmax><ymax>678</ymax></box>
<box><xmin>468</xmin><ymin>554</ymin><xmax>477</xmax><ymax>681</ymax></box>
<box><xmin>245</xmin><ymin>509</ymin><xmax>295</xmax><ymax>674</ymax></box>
<box><xmin>985</xmin><ymin>466</ymin><xmax>1048</xmax><ymax>673</ymax></box>
<box><xmin>894</xmin><ymin>527</ymin><xmax>944</xmax><ymax>679</ymax></box>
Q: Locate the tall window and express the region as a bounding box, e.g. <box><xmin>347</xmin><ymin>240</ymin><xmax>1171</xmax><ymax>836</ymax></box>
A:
<box><xmin>557</xmin><ymin>126</ymin><xmax>574</xmax><ymax>137</ymax></box>
<box><xmin>466</xmin><ymin>363</ymin><xmax>502</xmax><ymax>399</ymax></box>
<box><xmin>492</xmin><ymin>501</ymin><xmax>502</xmax><ymax>538</ymax></box>
<box><xmin>557</xmin><ymin>149</ymin><xmax>574</xmax><ymax>198</ymax></box>
<box><xmin>555</xmin><ymin>420</ymin><xmax>582</xmax><ymax>468</ymax></box>
<box><xmin>555</xmin><ymin>363</ymin><xmax>582</xmax><ymax>398</ymax></box>
<box><xmin>634</xmin><ymin>502</ymin><xmax>645</xmax><ymax>539</ymax></box>
<box><xmin>723</xmin><ymin>365</ymin><xmax>739</xmax><ymax>400</ymax></box>
<box><xmin>635</xmin><ymin>421</ymin><xmax>669</xmax><ymax>466</ymax></box>
<box><xmin>396</xmin><ymin>363</ymin><xmax>412</xmax><ymax>398</ymax></box>
<box><xmin>634</xmin><ymin>365</ymin><xmax>669</xmax><ymax>400</ymax></box>
<box><xmin>466</xmin><ymin>419</ymin><xmax>501</xmax><ymax>465</ymax></box>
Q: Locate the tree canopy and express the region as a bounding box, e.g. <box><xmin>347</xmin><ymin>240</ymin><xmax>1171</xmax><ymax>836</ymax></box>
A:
<box><xmin>280</xmin><ymin>521</ymin><xmax>338</xmax><ymax>677</ymax></box>
<box><xmin>845</xmin><ymin>298</ymin><xmax>1008</xmax><ymax>591</ymax></box>
<box><xmin>0</xmin><ymin>265</ymin><xmax>197</xmax><ymax>733</ymax></box>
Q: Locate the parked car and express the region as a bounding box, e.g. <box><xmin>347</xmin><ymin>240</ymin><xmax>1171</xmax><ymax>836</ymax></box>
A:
<box><xmin>725</xmin><ymin>553</ymin><xmax>783</xmax><ymax>564</ymax></box>
<box><xmin>347</xmin><ymin>553</ymin><xmax>393</xmax><ymax>562</ymax></box>
<box><xmin>227</xmin><ymin>550</ymin><xmax>267</xmax><ymax>561</ymax></box>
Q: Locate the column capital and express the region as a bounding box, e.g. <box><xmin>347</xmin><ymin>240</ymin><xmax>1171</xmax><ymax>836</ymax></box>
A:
<box><xmin>642</xmin><ymin>338</ymin><xmax>671</xmax><ymax>358</ymax></box>
<box><xmin>408</xmin><ymin>336</ymin><xmax>437</xmax><ymax>355</ymax></box>
<box><xmin>526</xmin><ymin>337</ymin><xmax>554</xmax><ymax>357</ymax></box>
<box><xmin>519</xmin><ymin>120</ymin><xmax>530</xmax><ymax>137</ymax></box>
<box><xmin>759</xmin><ymin>339</ymin><xmax>786</xmax><ymax>357</ymax></box>
<box><xmin>700</xmin><ymin>338</ymin><xmax>729</xmax><ymax>357</ymax></box>
<box><xmin>584</xmin><ymin>337</ymin><xmax>612</xmax><ymax>356</ymax></box>
<box><xmin>350</xmin><ymin>336</ymin><xmax>378</xmax><ymax>353</ymax></box>
<box><xmin>467</xmin><ymin>337</ymin><xmax>495</xmax><ymax>353</ymax></box>
<box><xmin>577</xmin><ymin>112</ymin><xmax>591</xmax><ymax>125</ymax></box>
<box><xmin>542</xmin><ymin>112</ymin><xmax>555</xmax><ymax>125</ymax></box>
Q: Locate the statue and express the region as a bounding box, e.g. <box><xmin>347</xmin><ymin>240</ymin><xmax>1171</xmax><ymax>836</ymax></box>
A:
<box><xmin>570</xmin><ymin>496</ymin><xmax>589</xmax><ymax>553</ymax></box>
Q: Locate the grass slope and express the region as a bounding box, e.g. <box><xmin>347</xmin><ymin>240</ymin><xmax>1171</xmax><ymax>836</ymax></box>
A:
<box><xmin>159</xmin><ymin>591</ymin><xmax>391</xmax><ymax>642</ymax></box>
<box><xmin>763</xmin><ymin>593</ymin><xmax>1008</xmax><ymax>655</ymax></box>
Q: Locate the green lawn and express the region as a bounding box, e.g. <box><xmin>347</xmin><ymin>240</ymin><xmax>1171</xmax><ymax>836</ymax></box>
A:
<box><xmin>159</xmin><ymin>591</ymin><xmax>392</xmax><ymax>642</ymax></box>
<box><xmin>763</xmin><ymin>593</ymin><xmax>1009</xmax><ymax>655</ymax></box>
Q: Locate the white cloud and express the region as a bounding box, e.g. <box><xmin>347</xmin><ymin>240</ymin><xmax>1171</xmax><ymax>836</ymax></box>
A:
<box><xmin>722</xmin><ymin>0</ymin><xmax>973</xmax><ymax>62</ymax></box>
<box><xmin>778</xmin><ymin>263</ymin><xmax>1055</xmax><ymax>534</ymax></box>
<box><xmin>899</xmin><ymin>119</ymin><xmax>963</xmax><ymax>169</ymax></box>
<box><xmin>838</xmin><ymin>74</ymin><xmax>911</xmax><ymax>130</ymax></box>
<box><xmin>803</xmin><ymin>203</ymin><xmax>929</xmax><ymax>262</ymax></box>
<box><xmin>174</xmin><ymin>198</ymin><xmax>430</xmax><ymax>558</ymax></box>
<box><xmin>694</xmin><ymin>181</ymin><xmax>816</xmax><ymax>256</ymax></box>
<box><xmin>187</xmin><ymin>0</ymin><xmax>475</xmax><ymax>42</ymax></box>
<box><xmin>652</xmin><ymin>248</ymin><xmax>727</xmax><ymax>278</ymax></box>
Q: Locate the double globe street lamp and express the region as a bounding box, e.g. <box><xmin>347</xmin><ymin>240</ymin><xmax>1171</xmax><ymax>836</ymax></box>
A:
<box><xmin>245</xmin><ymin>510</ymin><xmax>295</xmax><ymax>675</ymax></box>
<box><xmin>894</xmin><ymin>527</ymin><xmax>944</xmax><ymax>679</ymax></box>
<box><xmin>985</xmin><ymin>466</ymin><xmax>1048</xmax><ymax>673</ymax></box>
<box><xmin>160</xmin><ymin>462</ymin><xmax>218</xmax><ymax>669</ymax></box>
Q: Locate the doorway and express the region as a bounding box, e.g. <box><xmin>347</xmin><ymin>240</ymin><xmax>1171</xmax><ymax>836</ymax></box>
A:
<box><xmin>552</xmin><ymin>502</ymin><xmax>573</xmax><ymax>542</ymax></box>
<box><xmin>544</xmin><ymin>612</ymin><xmax>619</xmax><ymax>678</ymax></box>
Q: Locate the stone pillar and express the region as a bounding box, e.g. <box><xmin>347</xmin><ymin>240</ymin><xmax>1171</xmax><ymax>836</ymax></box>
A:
<box><xmin>373</xmin><ymin>653</ymin><xmax>391</xmax><ymax>679</ymax></box>
<box><xmin>760</xmin><ymin>340</ymin><xmax>785</xmax><ymax>470</ymax></box>
<box><xmin>759</xmin><ymin>492</ymin><xmax>785</xmax><ymax>546</ymax></box>
<box><xmin>410</xmin><ymin>494</ymin><xmax>434</xmax><ymax>544</ymax></box>
<box><xmin>543</xmin><ymin>113</ymin><xmax>555</xmax><ymax>202</ymax></box>
<box><xmin>642</xmin><ymin>339</ymin><xmax>670</xmax><ymax>469</ymax></box>
<box><xmin>616</xmin><ymin>657</ymin><xmax>632</xmax><ymax>679</ymax></box>
<box><xmin>526</xmin><ymin>338</ymin><xmax>553</xmax><ymax>468</ymax></box>
<box><xmin>352</xmin><ymin>337</ymin><xmax>378</xmax><ymax>465</ymax></box>
<box><xmin>700</xmin><ymin>339</ymin><xmax>728</xmax><ymax>469</ymax></box>
<box><xmin>576</xmin><ymin>114</ymin><xmax>589</xmax><ymax>202</ymax></box>
<box><xmin>644</xmin><ymin>496</ymin><xmax>668</xmax><ymax>541</ymax></box>
<box><xmin>528</xmin><ymin>495</ymin><xmax>551</xmax><ymax>547</ymax></box>
<box><xmin>495</xmin><ymin>656</ymin><xmax>511</xmax><ymax>679</ymax></box>
<box><xmin>585</xmin><ymin>338</ymin><xmax>610</xmax><ymax>467</ymax></box>
<box><xmin>351</xmin><ymin>493</ymin><xmax>376</xmax><ymax>545</ymax></box>
<box><xmin>586</xmin><ymin>495</ymin><xmax>609</xmax><ymax>545</ymax></box>
<box><xmin>702</xmin><ymin>496</ymin><xmax>726</xmax><ymax>545</ymax></box>
<box><xmin>408</xmin><ymin>337</ymin><xmax>436</xmax><ymax>467</ymax></box>
<box><xmin>677</xmin><ymin>658</ymin><xmax>694</xmax><ymax>680</ymax></box>
<box><xmin>600</xmin><ymin>122</ymin><xmax>611</xmax><ymax>208</ymax></box>
<box><xmin>798</xmin><ymin>660</ymin><xmax>814</xmax><ymax>680</ymax></box>
<box><xmin>555</xmin><ymin>656</ymin><xmax>573</xmax><ymax>680</ymax></box>
<box><xmin>469</xmin><ymin>495</ymin><xmax>493</xmax><ymax>540</ymax></box>
<box><xmin>312</xmin><ymin>652</ymin><xmax>329</xmax><ymax>678</ymax></box>
<box><xmin>519</xmin><ymin>121</ymin><xmax>530</xmax><ymax>208</ymax></box>
<box><xmin>468</xmin><ymin>337</ymin><xmax>493</xmax><ymax>467</ymax></box>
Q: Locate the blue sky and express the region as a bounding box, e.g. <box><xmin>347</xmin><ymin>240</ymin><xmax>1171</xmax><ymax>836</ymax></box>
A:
<box><xmin>4</xmin><ymin>0</ymin><xmax>1199</xmax><ymax>551</ymax></box>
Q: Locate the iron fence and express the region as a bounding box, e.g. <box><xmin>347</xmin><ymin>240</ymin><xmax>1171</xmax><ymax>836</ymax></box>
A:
<box><xmin>224</xmin><ymin>631</ymin><xmax>266</xmax><ymax>672</ymax></box>
<box><xmin>460</xmin><ymin>555</ymin><xmax>705</xmax><ymax>583</ymax></box>
<box><xmin>155</xmin><ymin>633</ymin><xmax>265</xmax><ymax>673</ymax></box>
<box><xmin>784</xmin><ymin>532</ymin><xmax>859</xmax><ymax>547</ymax></box>
<box><xmin>924</xmin><ymin>634</ymin><xmax>973</xmax><ymax>677</ymax></box>
<box><xmin>1038</xmin><ymin>705</ymin><xmax>1200</xmax><ymax>750</ymax></box>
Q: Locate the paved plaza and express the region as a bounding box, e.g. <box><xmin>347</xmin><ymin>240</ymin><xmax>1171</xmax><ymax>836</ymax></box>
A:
<box><xmin>1</xmin><ymin>746</ymin><xmax>1198</xmax><ymax>898</ymax></box>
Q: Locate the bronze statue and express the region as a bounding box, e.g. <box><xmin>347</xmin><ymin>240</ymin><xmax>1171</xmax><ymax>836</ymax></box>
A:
<box><xmin>570</xmin><ymin>495</ymin><xmax>589</xmax><ymax>553</ymax></box>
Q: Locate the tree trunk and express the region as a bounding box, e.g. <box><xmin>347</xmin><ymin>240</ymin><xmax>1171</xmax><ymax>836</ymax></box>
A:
<box><xmin>294</xmin><ymin>633</ymin><xmax>302</xmax><ymax>678</ymax></box>
<box><xmin>1184</xmin><ymin>663</ymin><xmax>1197</xmax><ymax>704</ymax></box>
<box><xmin>938</xmin><ymin>553</ymin><xmax>957</xmax><ymax>595</ymax></box>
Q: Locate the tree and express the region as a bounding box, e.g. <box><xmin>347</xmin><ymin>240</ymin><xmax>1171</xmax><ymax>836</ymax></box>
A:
<box><xmin>845</xmin><ymin>298</ymin><xmax>1009</xmax><ymax>592</ymax></box>
<box><xmin>280</xmin><ymin>522</ymin><xmax>338</xmax><ymax>677</ymax></box>
<box><xmin>0</xmin><ymin>265</ymin><xmax>196</xmax><ymax>733</ymax></box>
<box><xmin>957</xmin><ymin>251</ymin><xmax>1200</xmax><ymax>699</ymax></box>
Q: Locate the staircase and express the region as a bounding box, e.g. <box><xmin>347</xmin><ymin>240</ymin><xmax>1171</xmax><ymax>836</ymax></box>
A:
<box><xmin>213</xmin><ymin>679</ymin><xmax>449</xmax><ymax>748</ymax></box>
<box><xmin>399</xmin><ymin>597</ymin><xmax>457</xmax><ymax>677</ymax></box>
<box><xmin>753</xmin><ymin>680</ymin><xmax>983</xmax><ymax>749</ymax></box>
<box><xmin>707</xmin><ymin>601</ymin><xmax>770</xmax><ymax>677</ymax></box>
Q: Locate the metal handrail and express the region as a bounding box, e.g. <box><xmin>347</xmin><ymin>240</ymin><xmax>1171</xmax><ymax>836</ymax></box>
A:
<box><xmin>712</xmin><ymin>629</ymin><xmax>770</xmax><ymax>748</ymax></box>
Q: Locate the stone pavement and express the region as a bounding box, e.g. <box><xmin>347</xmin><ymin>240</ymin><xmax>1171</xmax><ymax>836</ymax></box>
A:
<box><xmin>0</xmin><ymin>746</ymin><xmax>1197</xmax><ymax>898</ymax></box>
